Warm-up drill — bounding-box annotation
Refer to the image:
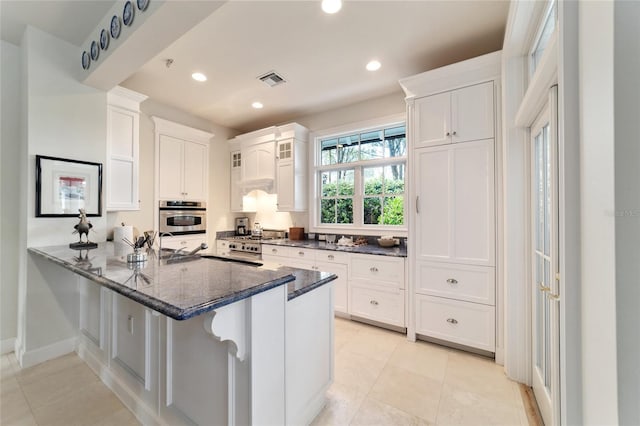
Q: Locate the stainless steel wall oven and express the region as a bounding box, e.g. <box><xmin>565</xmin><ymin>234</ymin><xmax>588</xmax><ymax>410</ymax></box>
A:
<box><xmin>159</xmin><ymin>201</ymin><xmax>206</xmax><ymax>235</ymax></box>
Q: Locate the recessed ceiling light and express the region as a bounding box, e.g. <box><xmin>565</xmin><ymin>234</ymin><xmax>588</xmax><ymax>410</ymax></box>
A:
<box><xmin>191</xmin><ymin>72</ymin><xmax>207</xmax><ymax>82</ymax></box>
<box><xmin>322</xmin><ymin>0</ymin><xmax>342</xmax><ymax>14</ymax></box>
<box><xmin>252</xmin><ymin>102</ymin><xmax>264</xmax><ymax>109</ymax></box>
<box><xmin>366</xmin><ymin>60</ymin><xmax>381</xmax><ymax>71</ymax></box>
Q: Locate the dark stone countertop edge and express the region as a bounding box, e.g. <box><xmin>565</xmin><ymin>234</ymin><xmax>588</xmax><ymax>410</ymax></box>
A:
<box><xmin>27</xmin><ymin>247</ymin><xmax>297</xmax><ymax>321</ymax></box>
<box><xmin>287</xmin><ymin>273</ymin><xmax>338</xmax><ymax>301</ymax></box>
<box><xmin>262</xmin><ymin>239</ymin><xmax>407</xmax><ymax>258</ymax></box>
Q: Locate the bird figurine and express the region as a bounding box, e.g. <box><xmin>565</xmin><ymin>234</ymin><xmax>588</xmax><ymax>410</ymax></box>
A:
<box><xmin>72</xmin><ymin>208</ymin><xmax>93</xmax><ymax>244</ymax></box>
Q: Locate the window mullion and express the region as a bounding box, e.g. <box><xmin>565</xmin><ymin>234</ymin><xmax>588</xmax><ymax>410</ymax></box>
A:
<box><xmin>354</xmin><ymin>166</ymin><xmax>363</xmax><ymax>227</ymax></box>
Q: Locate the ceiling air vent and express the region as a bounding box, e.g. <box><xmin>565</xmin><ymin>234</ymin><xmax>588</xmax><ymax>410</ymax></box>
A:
<box><xmin>258</xmin><ymin>71</ymin><xmax>286</xmax><ymax>87</ymax></box>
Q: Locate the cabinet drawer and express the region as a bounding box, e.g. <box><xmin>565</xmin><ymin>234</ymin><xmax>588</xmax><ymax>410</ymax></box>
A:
<box><xmin>350</xmin><ymin>254</ymin><xmax>405</xmax><ymax>287</ymax></box>
<box><xmin>291</xmin><ymin>247</ymin><xmax>316</xmax><ymax>261</ymax></box>
<box><xmin>263</xmin><ymin>245</ymin><xmax>292</xmax><ymax>258</ymax></box>
<box><xmin>314</xmin><ymin>250</ymin><xmax>349</xmax><ymax>265</ymax></box>
<box><xmin>349</xmin><ymin>281</ymin><xmax>405</xmax><ymax>327</ymax></box>
<box><xmin>415</xmin><ymin>295</ymin><xmax>495</xmax><ymax>352</ymax></box>
<box><xmin>416</xmin><ymin>262</ymin><xmax>495</xmax><ymax>305</ymax></box>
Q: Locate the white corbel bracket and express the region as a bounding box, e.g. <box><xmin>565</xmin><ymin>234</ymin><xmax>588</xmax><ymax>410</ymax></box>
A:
<box><xmin>203</xmin><ymin>300</ymin><xmax>248</xmax><ymax>361</ymax></box>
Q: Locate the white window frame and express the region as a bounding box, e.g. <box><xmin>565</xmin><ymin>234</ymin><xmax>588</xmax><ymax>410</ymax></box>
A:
<box><xmin>528</xmin><ymin>0</ymin><xmax>558</xmax><ymax>78</ymax></box>
<box><xmin>309</xmin><ymin>114</ymin><xmax>408</xmax><ymax>236</ymax></box>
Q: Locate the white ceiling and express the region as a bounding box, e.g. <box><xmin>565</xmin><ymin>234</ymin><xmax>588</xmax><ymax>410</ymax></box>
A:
<box><xmin>1</xmin><ymin>1</ymin><xmax>509</xmax><ymax>134</ymax></box>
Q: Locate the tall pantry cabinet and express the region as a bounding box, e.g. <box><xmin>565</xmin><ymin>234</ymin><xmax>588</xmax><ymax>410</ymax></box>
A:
<box><xmin>400</xmin><ymin>52</ymin><xmax>501</xmax><ymax>354</ymax></box>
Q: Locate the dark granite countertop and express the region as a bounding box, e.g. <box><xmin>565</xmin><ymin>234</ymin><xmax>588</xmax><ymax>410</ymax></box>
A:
<box><xmin>28</xmin><ymin>243</ymin><xmax>336</xmax><ymax>320</ymax></box>
<box><xmin>262</xmin><ymin>239</ymin><xmax>407</xmax><ymax>257</ymax></box>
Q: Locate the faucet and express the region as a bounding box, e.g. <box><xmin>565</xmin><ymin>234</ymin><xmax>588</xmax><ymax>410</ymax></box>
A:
<box><xmin>187</xmin><ymin>243</ymin><xmax>208</xmax><ymax>256</ymax></box>
<box><xmin>158</xmin><ymin>232</ymin><xmax>174</xmax><ymax>254</ymax></box>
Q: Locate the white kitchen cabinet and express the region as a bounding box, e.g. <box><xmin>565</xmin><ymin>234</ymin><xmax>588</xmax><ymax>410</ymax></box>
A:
<box><xmin>414</xmin><ymin>294</ymin><xmax>495</xmax><ymax>352</ymax></box>
<box><xmin>106</xmin><ymin>86</ymin><xmax>147</xmax><ymax>211</ymax></box>
<box><xmin>230</xmin><ymin>150</ymin><xmax>257</xmax><ymax>213</ymax></box>
<box><xmin>262</xmin><ymin>245</ymin><xmax>349</xmax><ymax>316</ymax></box>
<box><xmin>414</xmin><ymin>139</ymin><xmax>495</xmax><ymax>266</ymax></box>
<box><xmin>276</xmin><ymin>123</ymin><xmax>309</xmax><ymax>212</ymax></box>
<box><xmin>216</xmin><ymin>239</ymin><xmax>230</xmax><ymax>256</ymax></box>
<box><xmin>414</xmin><ymin>81</ymin><xmax>494</xmax><ymax>148</ymax></box>
<box><xmin>415</xmin><ymin>261</ymin><xmax>495</xmax><ymax>306</ymax></box>
<box><xmin>158</xmin><ymin>134</ymin><xmax>208</xmax><ymax>201</ymax></box>
<box><xmin>153</xmin><ymin>117</ymin><xmax>213</xmax><ymax>208</ymax></box>
<box><xmin>349</xmin><ymin>281</ymin><xmax>405</xmax><ymax>328</ymax></box>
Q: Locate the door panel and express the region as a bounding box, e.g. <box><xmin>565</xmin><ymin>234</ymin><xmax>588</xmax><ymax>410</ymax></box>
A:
<box><xmin>414</xmin><ymin>146</ymin><xmax>451</xmax><ymax>261</ymax></box>
<box><xmin>451</xmin><ymin>82</ymin><xmax>495</xmax><ymax>143</ymax></box>
<box><xmin>414</xmin><ymin>92</ymin><xmax>451</xmax><ymax>148</ymax></box>
<box><xmin>183</xmin><ymin>141</ymin><xmax>207</xmax><ymax>200</ymax></box>
<box><xmin>159</xmin><ymin>135</ymin><xmax>183</xmax><ymax>200</ymax></box>
<box><xmin>452</xmin><ymin>139</ymin><xmax>495</xmax><ymax>265</ymax></box>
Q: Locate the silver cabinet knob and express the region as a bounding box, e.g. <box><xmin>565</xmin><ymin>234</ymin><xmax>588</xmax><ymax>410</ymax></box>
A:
<box><xmin>370</xmin><ymin>300</ymin><xmax>379</xmax><ymax>306</ymax></box>
<box><xmin>328</xmin><ymin>254</ymin><xmax>334</xmax><ymax>260</ymax></box>
<box><xmin>369</xmin><ymin>266</ymin><xmax>378</xmax><ymax>272</ymax></box>
<box><xmin>298</xmin><ymin>251</ymin><xmax>305</xmax><ymax>256</ymax></box>
<box><xmin>272</xmin><ymin>248</ymin><xmax>277</xmax><ymax>253</ymax></box>
<box><xmin>452</xmin><ymin>131</ymin><xmax>457</xmax><ymax>136</ymax></box>
<box><xmin>446</xmin><ymin>318</ymin><xmax>458</xmax><ymax>324</ymax></box>
<box><xmin>446</xmin><ymin>132</ymin><xmax>451</xmax><ymax>136</ymax></box>
<box><xmin>446</xmin><ymin>278</ymin><xmax>458</xmax><ymax>284</ymax></box>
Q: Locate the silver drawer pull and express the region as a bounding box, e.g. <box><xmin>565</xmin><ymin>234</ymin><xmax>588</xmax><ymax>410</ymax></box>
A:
<box><xmin>446</xmin><ymin>278</ymin><xmax>458</xmax><ymax>284</ymax></box>
<box><xmin>328</xmin><ymin>255</ymin><xmax>334</xmax><ymax>260</ymax></box>
<box><xmin>298</xmin><ymin>251</ymin><xmax>305</xmax><ymax>256</ymax></box>
<box><xmin>370</xmin><ymin>300</ymin><xmax>379</xmax><ymax>306</ymax></box>
<box><xmin>370</xmin><ymin>267</ymin><xmax>378</xmax><ymax>273</ymax></box>
<box><xmin>446</xmin><ymin>318</ymin><xmax>458</xmax><ymax>324</ymax></box>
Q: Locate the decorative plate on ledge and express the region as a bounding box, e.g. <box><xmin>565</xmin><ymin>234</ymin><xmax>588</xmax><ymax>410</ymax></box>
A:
<box><xmin>123</xmin><ymin>1</ymin><xmax>135</xmax><ymax>26</ymax></box>
<box><xmin>81</xmin><ymin>51</ymin><xmax>90</xmax><ymax>70</ymax></box>
<box><xmin>90</xmin><ymin>40</ymin><xmax>99</xmax><ymax>61</ymax></box>
<box><xmin>100</xmin><ymin>29</ymin><xmax>109</xmax><ymax>50</ymax></box>
<box><xmin>110</xmin><ymin>15</ymin><xmax>121</xmax><ymax>39</ymax></box>
<box><xmin>137</xmin><ymin>0</ymin><xmax>150</xmax><ymax>12</ymax></box>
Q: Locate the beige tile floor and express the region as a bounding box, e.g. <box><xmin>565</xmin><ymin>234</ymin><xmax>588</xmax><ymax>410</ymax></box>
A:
<box><xmin>313</xmin><ymin>318</ymin><xmax>529</xmax><ymax>426</ymax></box>
<box><xmin>0</xmin><ymin>318</ymin><xmax>528</xmax><ymax>426</ymax></box>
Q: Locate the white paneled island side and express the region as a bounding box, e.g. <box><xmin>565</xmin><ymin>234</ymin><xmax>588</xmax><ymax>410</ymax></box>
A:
<box><xmin>26</xmin><ymin>243</ymin><xmax>337</xmax><ymax>425</ymax></box>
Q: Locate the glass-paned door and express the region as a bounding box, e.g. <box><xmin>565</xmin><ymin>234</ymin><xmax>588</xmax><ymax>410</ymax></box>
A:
<box><xmin>531</xmin><ymin>86</ymin><xmax>560</xmax><ymax>425</ymax></box>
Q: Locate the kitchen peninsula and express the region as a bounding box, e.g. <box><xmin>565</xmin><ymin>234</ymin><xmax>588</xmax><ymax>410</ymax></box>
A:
<box><xmin>27</xmin><ymin>243</ymin><xmax>337</xmax><ymax>425</ymax></box>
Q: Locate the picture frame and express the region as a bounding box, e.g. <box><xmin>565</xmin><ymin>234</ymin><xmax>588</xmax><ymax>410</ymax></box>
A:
<box><xmin>36</xmin><ymin>155</ymin><xmax>102</xmax><ymax>217</ymax></box>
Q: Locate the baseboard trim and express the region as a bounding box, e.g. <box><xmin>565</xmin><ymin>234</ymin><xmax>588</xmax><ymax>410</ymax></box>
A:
<box><xmin>19</xmin><ymin>337</ymin><xmax>77</xmax><ymax>369</ymax></box>
<box><xmin>0</xmin><ymin>338</ymin><xmax>16</xmax><ymax>355</ymax></box>
<box><xmin>519</xmin><ymin>384</ymin><xmax>544</xmax><ymax>426</ymax></box>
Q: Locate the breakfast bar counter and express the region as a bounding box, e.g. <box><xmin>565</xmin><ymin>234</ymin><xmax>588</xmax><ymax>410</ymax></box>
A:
<box><xmin>26</xmin><ymin>243</ymin><xmax>337</xmax><ymax>425</ymax></box>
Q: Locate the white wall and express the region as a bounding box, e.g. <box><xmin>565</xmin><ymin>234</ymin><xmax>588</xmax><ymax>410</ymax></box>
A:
<box><xmin>578</xmin><ymin>3</ymin><xmax>619</xmax><ymax>424</ymax></box>
<box><xmin>17</xmin><ymin>26</ymin><xmax>108</xmax><ymax>366</ymax></box>
<box><xmin>293</xmin><ymin>91</ymin><xmax>406</xmax><ymax>133</ymax></box>
<box><xmin>614</xmin><ymin>2</ymin><xmax>640</xmax><ymax>424</ymax></box>
<box><xmin>1</xmin><ymin>40</ymin><xmax>22</xmax><ymax>351</ymax></box>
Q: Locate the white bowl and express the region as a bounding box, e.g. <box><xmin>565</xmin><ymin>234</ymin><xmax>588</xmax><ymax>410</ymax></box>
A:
<box><xmin>377</xmin><ymin>238</ymin><xmax>397</xmax><ymax>247</ymax></box>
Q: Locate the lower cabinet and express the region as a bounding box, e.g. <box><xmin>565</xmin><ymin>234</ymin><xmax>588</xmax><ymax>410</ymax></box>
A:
<box><xmin>415</xmin><ymin>294</ymin><xmax>495</xmax><ymax>352</ymax></box>
<box><xmin>216</xmin><ymin>239</ymin><xmax>230</xmax><ymax>256</ymax></box>
<box><xmin>349</xmin><ymin>281</ymin><xmax>405</xmax><ymax>327</ymax></box>
<box><xmin>161</xmin><ymin>234</ymin><xmax>208</xmax><ymax>253</ymax></box>
<box><xmin>262</xmin><ymin>245</ymin><xmax>407</xmax><ymax>328</ymax></box>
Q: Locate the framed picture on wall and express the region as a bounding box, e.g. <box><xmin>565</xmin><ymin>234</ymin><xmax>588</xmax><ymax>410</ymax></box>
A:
<box><xmin>36</xmin><ymin>155</ymin><xmax>102</xmax><ymax>217</ymax></box>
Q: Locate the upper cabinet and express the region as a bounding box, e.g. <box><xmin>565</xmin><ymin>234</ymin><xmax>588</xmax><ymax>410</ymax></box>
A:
<box><xmin>106</xmin><ymin>86</ymin><xmax>147</xmax><ymax>211</ymax></box>
<box><xmin>228</xmin><ymin>123</ymin><xmax>309</xmax><ymax>212</ymax></box>
<box><xmin>276</xmin><ymin>124</ymin><xmax>309</xmax><ymax>212</ymax></box>
<box><xmin>152</xmin><ymin>117</ymin><xmax>213</xmax><ymax>202</ymax></box>
<box><xmin>414</xmin><ymin>81</ymin><xmax>494</xmax><ymax>148</ymax></box>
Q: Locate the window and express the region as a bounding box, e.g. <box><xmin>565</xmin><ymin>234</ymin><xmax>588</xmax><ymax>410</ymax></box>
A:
<box><xmin>530</xmin><ymin>0</ymin><xmax>557</xmax><ymax>76</ymax></box>
<box><xmin>315</xmin><ymin>122</ymin><xmax>406</xmax><ymax>230</ymax></box>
